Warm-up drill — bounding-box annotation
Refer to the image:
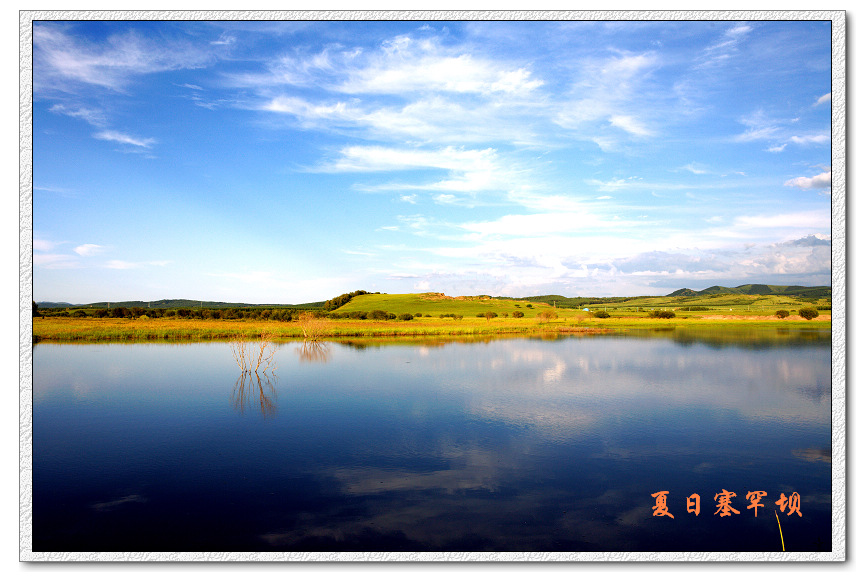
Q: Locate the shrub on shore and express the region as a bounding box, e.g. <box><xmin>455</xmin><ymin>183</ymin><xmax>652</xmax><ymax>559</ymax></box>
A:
<box><xmin>649</xmin><ymin>310</ymin><xmax>676</xmax><ymax>319</ymax></box>
<box><xmin>798</xmin><ymin>307</ymin><xmax>819</xmax><ymax>320</ymax></box>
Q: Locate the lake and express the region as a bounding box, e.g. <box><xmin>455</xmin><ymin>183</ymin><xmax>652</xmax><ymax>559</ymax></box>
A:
<box><xmin>31</xmin><ymin>328</ymin><xmax>833</xmax><ymax>554</ymax></box>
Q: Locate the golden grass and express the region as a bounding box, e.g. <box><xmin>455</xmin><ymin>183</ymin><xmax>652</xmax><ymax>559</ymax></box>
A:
<box><xmin>31</xmin><ymin>311</ymin><xmax>830</xmax><ymax>343</ymax></box>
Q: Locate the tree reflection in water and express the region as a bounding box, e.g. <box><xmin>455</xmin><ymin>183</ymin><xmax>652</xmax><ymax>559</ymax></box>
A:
<box><xmin>297</xmin><ymin>340</ymin><xmax>330</xmax><ymax>363</ymax></box>
<box><xmin>232</xmin><ymin>370</ymin><xmax>278</xmax><ymax>418</ymax></box>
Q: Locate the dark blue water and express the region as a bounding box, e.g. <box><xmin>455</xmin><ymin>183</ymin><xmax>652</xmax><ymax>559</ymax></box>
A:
<box><xmin>31</xmin><ymin>329</ymin><xmax>832</xmax><ymax>552</ymax></box>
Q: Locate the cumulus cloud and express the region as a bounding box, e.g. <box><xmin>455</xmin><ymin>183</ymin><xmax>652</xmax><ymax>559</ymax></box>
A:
<box><xmin>785</xmin><ymin>171</ymin><xmax>830</xmax><ymax>190</ymax></box>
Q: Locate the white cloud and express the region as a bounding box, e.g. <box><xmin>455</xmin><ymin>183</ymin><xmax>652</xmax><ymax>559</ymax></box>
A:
<box><xmin>49</xmin><ymin>104</ymin><xmax>106</xmax><ymax>126</ymax></box>
<box><xmin>609</xmin><ymin>115</ymin><xmax>653</xmax><ymax>137</ymax></box>
<box><xmin>34</xmin><ymin>24</ymin><xmax>217</xmax><ymax>93</ymax></box>
<box><xmin>74</xmin><ymin>243</ymin><xmax>103</xmax><ymax>256</ymax></box>
<box><xmin>698</xmin><ymin>23</ymin><xmax>752</xmax><ymax>69</ymax></box>
<box><xmin>681</xmin><ymin>163</ymin><xmax>707</xmax><ymax>175</ymax></box>
<box><xmin>34</xmin><ymin>253</ymin><xmax>80</xmax><ymax>269</ymax></box>
<box><xmin>105</xmin><ymin>260</ymin><xmax>138</xmax><ymax>269</ymax></box>
<box><xmin>814</xmin><ymin>93</ymin><xmax>831</xmax><ymax>106</ymax></box>
<box><xmin>555</xmin><ymin>52</ymin><xmax>659</xmax><ymax>138</ymax></box>
<box><xmin>322</xmin><ymin>145</ymin><xmax>498</xmax><ymax>174</ymax></box>
<box><xmin>104</xmin><ymin>259</ymin><xmax>169</xmax><ymax>269</ymax></box>
<box><xmin>33</xmin><ymin>238</ymin><xmax>58</xmax><ymax>252</ymax></box>
<box><xmin>338</xmin><ymin>37</ymin><xmax>544</xmax><ymax>95</ymax></box>
<box><xmin>733</xmin><ymin>110</ymin><xmax>783</xmax><ymax>142</ymax></box>
<box><xmin>459</xmin><ymin>212</ymin><xmax>637</xmax><ymax>238</ymax></box>
<box><xmin>732</xmin><ymin>210</ymin><xmax>829</xmax><ymax>230</ymax></box>
<box><xmin>789</xmin><ymin>133</ymin><xmax>830</xmax><ymax>145</ymax></box>
<box><xmin>93</xmin><ymin>130</ymin><xmax>156</xmax><ymax>148</ymax></box>
<box><xmin>785</xmin><ymin>171</ymin><xmax>831</xmax><ymax>190</ymax></box>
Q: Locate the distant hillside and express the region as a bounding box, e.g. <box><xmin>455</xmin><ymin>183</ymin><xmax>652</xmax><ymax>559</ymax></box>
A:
<box><xmin>333</xmin><ymin>292</ymin><xmax>551</xmax><ymax>316</ymax></box>
<box><xmin>667</xmin><ymin>284</ymin><xmax>830</xmax><ymax>298</ymax></box>
<box><xmin>513</xmin><ymin>294</ymin><xmax>638</xmax><ymax>308</ymax></box>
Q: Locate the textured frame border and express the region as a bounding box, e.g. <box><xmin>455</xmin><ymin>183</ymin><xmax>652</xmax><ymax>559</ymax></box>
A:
<box><xmin>19</xmin><ymin>9</ymin><xmax>847</xmax><ymax>563</ymax></box>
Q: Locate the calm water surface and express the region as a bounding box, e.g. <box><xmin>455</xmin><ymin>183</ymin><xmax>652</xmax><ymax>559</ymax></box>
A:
<box><xmin>32</xmin><ymin>329</ymin><xmax>832</xmax><ymax>552</ymax></box>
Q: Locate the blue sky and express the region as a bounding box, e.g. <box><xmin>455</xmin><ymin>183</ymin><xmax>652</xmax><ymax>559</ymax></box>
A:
<box><xmin>31</xmin><ymin>18</ymin><xmax>833</xmax><ymax>304</ymax></box>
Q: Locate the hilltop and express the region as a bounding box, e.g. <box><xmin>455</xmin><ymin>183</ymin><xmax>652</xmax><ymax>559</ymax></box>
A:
<box><xmin>666</xmin><ymin>284</ymin><xmax>830</xmax><ymax>298</ymax></box>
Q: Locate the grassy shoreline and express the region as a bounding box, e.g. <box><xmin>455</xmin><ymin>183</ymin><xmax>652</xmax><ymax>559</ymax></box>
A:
<box><xmin>31</xmin><ymin>314</ymin><xmax>831</xmax><ymax>343</ymax></box>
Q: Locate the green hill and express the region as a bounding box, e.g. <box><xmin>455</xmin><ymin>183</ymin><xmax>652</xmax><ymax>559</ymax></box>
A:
<box><xmin>333</xmin><ymin>292</ymin><xmax>555</xmax><ymax>316</ymax></box>
<box><xmin>666</xmin><ymin>284</ymin><xmax>829</xmax><ymax>298</ymax></box>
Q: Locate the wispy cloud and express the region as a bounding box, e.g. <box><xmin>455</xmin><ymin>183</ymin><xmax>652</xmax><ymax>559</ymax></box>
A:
<box><xmin>681</xmin><ymin>163</ymin><xmax>708</xmax><ymax>175</ymax></box>
<box><xmin>555</xmin><ymin>52</ymin><xmax>660</xmax><ymax>146</ymax></box>
<box><xmin>49</xmin><ymin>103</ymin><xmax>107</xmax><ymax>126</ymax></box>
<box><xmin>697</xmin><ymin>23</ymin><xmax>752</xmax><ymax>69</ymax></box>
<box><xmin>609</xmin><ymin>115</ymin><xmax>653</xmax><ymax>137</ymax></box>
<box><xmin>105</xmin><ymin>259</ymin><xmax>169</xmax><ymax>269</ymax></box>
<box><xmin>34</xmin><ymin>23</ymin><xmax>217</xmax><ymax>93</ymax></box>
<box><xmin>93</xmin><ymin>130</ymin><xmax>156</xmax><ymax>149</ymax></box>
<box><xmin>74</xmin><ymin>243</ymin><xmax>104</xmax><ymax>256</ymax></box>
<box><xmin>244</xmin><ymin>33</ymin><xmax>545</xmax><ymax>97</ymax></box>
<box><xmin>34</xmin><ymin>253</ymin><xmax>81</xmax><ymax>269</ymax></box>
<box><xmin>789</xmin><ymin>133</ymin><xmax>830</xmax><ymax>146</ymax></box>
<box><xmin>734</xmin><ymin>109</ymin><xmax>784</xmax><ymax>142</ymax></box>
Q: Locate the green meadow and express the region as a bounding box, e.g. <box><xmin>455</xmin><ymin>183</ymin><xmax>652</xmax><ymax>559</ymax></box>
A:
<box><xmin>33</xmin><ymin>290</ymin><xmax>831</xmax><ymax>342</ymax></box>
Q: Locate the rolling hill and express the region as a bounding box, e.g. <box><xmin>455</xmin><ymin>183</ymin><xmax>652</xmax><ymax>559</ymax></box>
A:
<box><xmin>667</xmin><ymin>284</ymin><xmax>830</xmax><ymax>298</ymax></box>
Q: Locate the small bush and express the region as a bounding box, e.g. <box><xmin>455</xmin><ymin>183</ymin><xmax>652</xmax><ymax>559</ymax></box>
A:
<box><xmin>398</xmin><ymin>313</ymin><xmax>414</xmax><ymax>321</ymax></box>
<box><xmin>798</xmin><ymin>307</ymin><xmax>819</xmax><ymax>320</ymax></box>
<box><xmin>649</xmin><ymin>310</ymin><xmax>676</xmax><ymax>319</ymax></box>
<box><xmin>537</xmin><ymin>310</ymin><xmax>557</xmax><ymax>323</ymax></box>
<box><xmin>512</xmin><ymin>311</ymin><xmax>524</xmax><ymax>318</ymax></box>
<box><xmin>72</xmin><ymin>310</ymin><xmax>87</xmax><ymax>318</ymax></box>
<box><xmin>775</xmin><ymin>309</ymin><xmax>790</xmax><ymax>319</ymax></box>
<box><xmin>593</xmin><ymin>311</ymin><xmax>611</xmax><ymax>319</ymax></box>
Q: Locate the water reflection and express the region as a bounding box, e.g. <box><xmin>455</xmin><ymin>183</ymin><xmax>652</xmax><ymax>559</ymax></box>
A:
<box><xmin>32</xmin><ymin>329</ymin><xmax>832</xmax><ymax>552</ymax></box>
<box><xmin>297</xmin><ymin>340</ymin><xmax>331</xmax><ymax>363</ymax></box>
<box><xmin>232</xmin><ymin>371</ymin><xmax>278</xmax><ymax>418</ymax></box>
